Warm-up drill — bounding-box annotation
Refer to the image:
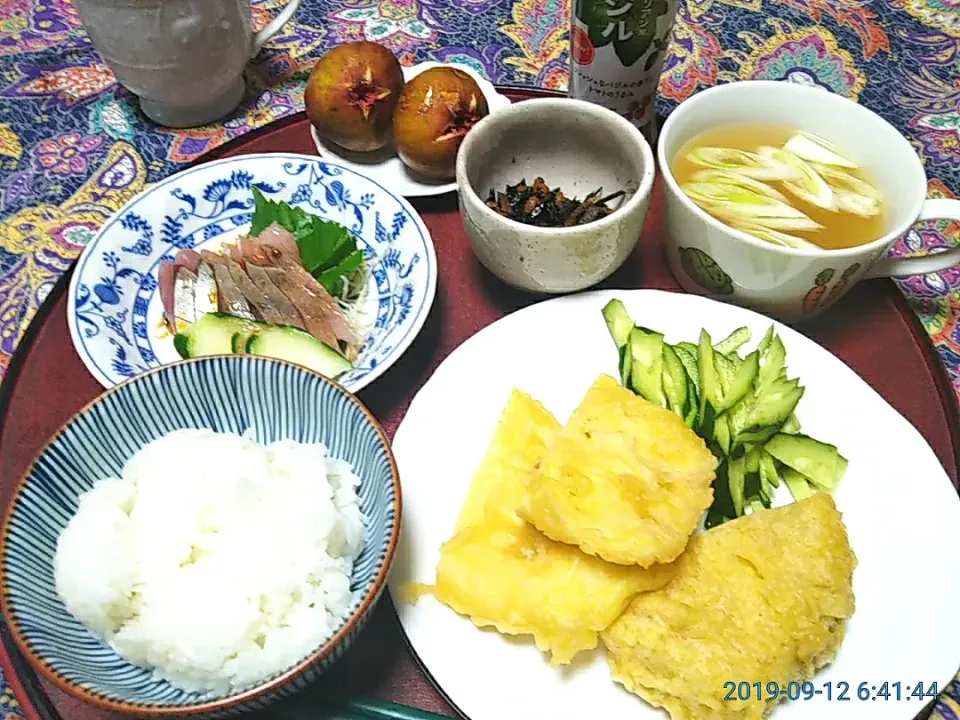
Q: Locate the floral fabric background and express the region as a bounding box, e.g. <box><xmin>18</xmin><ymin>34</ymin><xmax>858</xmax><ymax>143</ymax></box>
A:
<box><xmin>0</xmin><ymin>0</ymin><xmax>959</xmax><ymax>716</ymax></box>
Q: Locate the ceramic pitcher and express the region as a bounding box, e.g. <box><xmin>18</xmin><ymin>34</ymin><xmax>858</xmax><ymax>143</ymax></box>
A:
<box><xmin>74</xmin><ymin>0</ymin><xmax>302</xmax><ymax>128</ymax></box>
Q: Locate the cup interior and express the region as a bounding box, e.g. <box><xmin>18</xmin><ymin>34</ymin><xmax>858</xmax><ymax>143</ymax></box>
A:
<box><xmin>657</xmin><ymin>81</ymin><xmax>927</xmax><ymax>250</ymax></box>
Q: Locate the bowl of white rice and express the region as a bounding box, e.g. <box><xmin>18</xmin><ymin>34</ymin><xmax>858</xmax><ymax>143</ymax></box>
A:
<box><xmin>0</xmin><ymin>356</ymin><xmax>401</xmax><ymax>717</ymax></box>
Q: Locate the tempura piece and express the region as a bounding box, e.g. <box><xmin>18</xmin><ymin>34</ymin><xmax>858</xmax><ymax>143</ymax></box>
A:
<box><xmin>520</xmin><ymin>375</ymin><xmax>717</xmax><ymax>566</ymax></box>
<box><xmin>602</xmin><ymin>493</ymin><xmax>857</xmax><ymax>720</ymax></box>
<box><xmin>418</xmin><ymin>389</ymin><xmax>676</xmax><ymax>666</ymax></box>
<box><xmin>452</xmin><ymin>389</ymin><xmax>560</xmax><ymax>532</ymax></box>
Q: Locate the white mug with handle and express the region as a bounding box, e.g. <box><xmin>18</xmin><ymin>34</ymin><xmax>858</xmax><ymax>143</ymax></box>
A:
<box><xmin>74</xmin><ymin>0</ymin><xmax>302</xmax><ymax>129</ymax></box>
<box><xmin>657</xmin><ymin>80</ymin><xmax>960</xmax><ymax>320</ymax></box>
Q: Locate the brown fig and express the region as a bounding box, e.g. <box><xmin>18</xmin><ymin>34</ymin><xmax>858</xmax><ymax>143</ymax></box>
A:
<box><xmin>393</xmin><ymin>67</ymin><xmax>490</xmax><ymax>179</ymax></box>
<box><xmin>305</xmin><ymin>41</ymin><xmax>404</xmax><ymax>153</ymax></box>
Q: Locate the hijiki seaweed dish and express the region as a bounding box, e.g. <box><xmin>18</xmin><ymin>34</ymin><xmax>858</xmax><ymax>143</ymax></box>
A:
<box><xmin>486</xmin><ymin>177</ymin><xmax>625</xmax><ymax>227</ymax></box>
<box><xmin>158</xmin><ymin>188</ymin><xmax>372</xmax><ymax>379</ymax></box>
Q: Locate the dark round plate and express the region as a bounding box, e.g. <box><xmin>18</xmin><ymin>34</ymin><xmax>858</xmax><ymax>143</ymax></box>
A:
<box><xmin>0</xmin><ymin>88</ymin><xmax>956</xmax><ymax>720</ymax></box>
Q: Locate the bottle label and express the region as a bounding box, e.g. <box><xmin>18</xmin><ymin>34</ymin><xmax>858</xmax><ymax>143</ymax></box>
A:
<box><xmin>569</xmin><ymin>0</ymin><xmax>679</xmax><ymax>139</ymax></box>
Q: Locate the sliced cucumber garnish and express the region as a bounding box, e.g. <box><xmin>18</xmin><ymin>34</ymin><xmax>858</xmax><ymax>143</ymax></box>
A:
<box><xmin>174</xmin><ymin>312</ymin><xmax>257</xmax><ymax>359</ymax></box>
<box><xmin>246</xmin><ymin>325</ymin><xmax>353</xmax><ymax>379</ymax></box>
<box><xmin>172</xmin><ymin>312</ymin><xmax>352</xmax><ymax>380</ymax></box>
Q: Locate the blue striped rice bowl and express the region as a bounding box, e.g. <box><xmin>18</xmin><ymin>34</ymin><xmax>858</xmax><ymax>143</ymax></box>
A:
<box><xmin>0</xmin><ymin>356</ymin><xmax>401</xmax><ymax>717</ymax></box>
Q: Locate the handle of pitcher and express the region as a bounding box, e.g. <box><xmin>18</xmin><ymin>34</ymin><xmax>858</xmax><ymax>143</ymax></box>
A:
<box><xmin>251</xmin><ymin>0</ymin><xmax>302</xmax><ymax>58</ymax></box>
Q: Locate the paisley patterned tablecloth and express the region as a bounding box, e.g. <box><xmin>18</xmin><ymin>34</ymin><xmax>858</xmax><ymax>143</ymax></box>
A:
<box><xmin>1</xmin><ymin>0</ymin><xmax>959</xmax><ymax>717</ymax></box>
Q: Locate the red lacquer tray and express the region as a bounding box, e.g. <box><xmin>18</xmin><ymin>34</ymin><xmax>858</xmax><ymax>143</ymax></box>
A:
<box><xmin>1</xmin><ymin>89</ymin><xmax>957</xmax><ymax>720</ymax></box>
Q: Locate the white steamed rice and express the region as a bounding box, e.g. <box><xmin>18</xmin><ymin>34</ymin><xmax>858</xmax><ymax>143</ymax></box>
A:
<box><xmin>53</xmin><ymin>428</ymin><xmax>366</xmax><ymax>694</ymax></box>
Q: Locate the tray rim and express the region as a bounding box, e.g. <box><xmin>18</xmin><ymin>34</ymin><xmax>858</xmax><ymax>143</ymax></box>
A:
<box><xmin>0</xmin><ymin>87</ymin><xmax>957</xmax><ymax>720</ymax></box>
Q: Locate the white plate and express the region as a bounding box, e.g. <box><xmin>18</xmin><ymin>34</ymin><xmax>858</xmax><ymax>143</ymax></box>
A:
<box><xmin>389</xmin><ymin>289</ymin><xmax>960</xmax><ymax>720</ymax></box>
<box><xmin>310</xmin><ymin>61</ymin><xmax>512</xmax><ymax>198</ymax></box>
<box><xmin>68</xmin><ymin>153</ymin><xmax>436</xmax><ymax>391</ymax></box>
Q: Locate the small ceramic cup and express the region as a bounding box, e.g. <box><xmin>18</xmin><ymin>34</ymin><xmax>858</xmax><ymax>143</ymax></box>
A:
<box><xmin>456</xmin><ymin>98</ymin><xmax>655</xmax><ymax>293</ymax></box>
<box><xmin>73</xmin><ymin>0</ymin><xmax>301</xmax><ymax>128</ymax></box>
<box><xmin>658</xmin><ymin>80</ymin><xmax>960</xmax><ymax>320</ymax></box>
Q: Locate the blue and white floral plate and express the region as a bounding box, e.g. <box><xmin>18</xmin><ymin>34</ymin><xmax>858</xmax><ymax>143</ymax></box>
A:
<box><xmin>67</xmin><ymin>153</ymin><xmax>437</xmax><ymax>391</ymax></box>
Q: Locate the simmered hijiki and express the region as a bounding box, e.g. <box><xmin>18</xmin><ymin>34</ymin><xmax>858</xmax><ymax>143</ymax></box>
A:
<box><xmin>158</xmin><ymin>190</ymin><xmax>371</xmax><ymax>379</ymax></box>
<box><xmin>486</xmin><ymin>177</ymin><xmax>625</xmax><ymax>227</ymax></box>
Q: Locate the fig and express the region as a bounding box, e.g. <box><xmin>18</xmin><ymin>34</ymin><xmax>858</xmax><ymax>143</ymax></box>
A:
<box><xmin>393</xmin><ymin>67</ymin><xmax>490</xmax><ymax>179</ymax></box>
<box><xmin>305</xmin><ymin>41</ymin><xmax>404</xmax><ymax>153</ymax></box>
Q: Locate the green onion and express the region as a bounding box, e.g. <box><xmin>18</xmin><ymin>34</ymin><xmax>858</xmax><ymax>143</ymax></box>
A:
<box><xmin>687</xmin><ymin>147</ymin><xmax>799</xmax><ymax>181</ymax></box>
<box><xmin>731</xmin><ymin>221</ymin><xmax>820</xmax><ymax>249</ymax></box>
<box><xmin>682</xmin><ymin>181</ymin><xmax>822</xmax><ymax>232</ymax></box>
<box><xmin>758</xmin><ymin>147</ymin><xmax>834</xmax><ymax>211</ymax></box>
<box><xmin>691</xmin><ymin>170</ymin><xmax>788</xmax><ymax>202</ymax></box>
<box><xmin>810</xmin><ymin>164</ymin><xmax>882</xmax><ymax>199</ymax></box>
<box><xmin>809</xmin><ymin>163</ymin><xmax>883</xmax><ymax>218</ymax></box>
<box><xmin>836</xmin><ymin>193</ymin><xmax>882</xmax><ymax>218</ymax></box>
<box><xmin>782</xmin><ymin>132</ymin><xmax>857</xmax><ymax>169</ymax></box>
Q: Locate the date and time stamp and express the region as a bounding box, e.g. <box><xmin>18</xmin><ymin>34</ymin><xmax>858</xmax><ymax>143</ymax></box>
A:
<box><xmin>723</xmin><ymin>681</ymin><xmax>940</xmax><ymax>703</ymax></box>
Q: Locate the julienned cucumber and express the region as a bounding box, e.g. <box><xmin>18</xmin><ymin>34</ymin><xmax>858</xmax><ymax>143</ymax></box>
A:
<box><xmin>602</xmin><ymin>300</ymin><xmax>634</xmax><ymax>350</ymax></box>
<box><xmin>764</xmin><ymin>432</ymin><xmax>847</xmax><ymax>490</ymax></box>
<box><xmin>600</xmin><ymin>298</ymin><xmax>847</xmax><ymax>528</ymax></box>
<box><xmin>174</xmin><ymin>312</ymin><xmax>353</xmax><ymax>379</ymax></box>
<box><xmin>629</xmin><ymin>328</ymin><xmax>666</xmax><ymax>407</ymax></box>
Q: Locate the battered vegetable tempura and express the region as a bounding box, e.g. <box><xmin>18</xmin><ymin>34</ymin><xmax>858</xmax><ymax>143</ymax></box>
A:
<box><xmin>520</xmin><ymin>374</ymin><xmax>717</xmax><ymax>566</ymax></box>
<box><xmin>602</xmin><ymin>493</ymin><xmax>857</xmax><ymax>720</ymax></box>
<box><xmin>422</xmin><ymin>390</ymin><xmax>676</xmax><ymax>666</ymax></box>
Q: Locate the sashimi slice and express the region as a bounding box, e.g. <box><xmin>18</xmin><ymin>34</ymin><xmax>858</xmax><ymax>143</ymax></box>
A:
<box><xmin>227</xmin><ymin>260</ymin><xmax>285</xmax><ymax>325</ymax></box>
<box><xmin>158</xmin><ymin>262</ymin><xmax>177</xmax><ymax>331</ymax></box>
<box><xmin>212</xmin><ymin>264</ymin><xmax>254</xmax><ymax>319</ymax></box>
<box><xmin>174</xmin><ymin>248</ymin><xmax>202</xmax><ymax>274</ymax></box>
<box><xmin>173</xmin><ymin>268</ymin><xmax>198</xmax><ymax>328</ymax></box>
<box><xmin>256</xmin><ymin>222</ymin><xmax>303</xmax><ymax>267</ymax></box>
<box><xmin>262</xmin><ymin>265</ymin><xmax>341</xmax><ymax>348</ymax></box>
<box><xmin>200</xmin><ymin>249</ymin><xmax>229</xmax><ymax>266</ymax></box>
<box><xmin>241</xmin><ymin>235</ymin><xmax>271</xmax><ymax>266</ymax></box>
<box><xmin>159</xmin><ymin>249</ymin><xmax>203</xmax><ymax>331</ymax></box>
<box><xmin>263</xmin><ymin>245</ymin><xmax>358</xmax><ymax>344</ymax></box>
<box><xmin>194</xmin><ymin>261</ymin><xmax>219</xmax><ymax>316</ymax></box>
<box><xmin>245</xmin><ymin>264</ymin><xmax>308</xmax><ymax>330</ymax></box>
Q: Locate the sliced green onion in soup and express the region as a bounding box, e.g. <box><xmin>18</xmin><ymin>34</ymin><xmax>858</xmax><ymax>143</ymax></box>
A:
<box><xmin>811</xmin><ymin>163</ymin><xmax>882</xmax><ymax>199</ymax></box>
<box><xmin>682</xmin><ymin>181</ymin><xmax>822</xmax><ymax>231</ymax></box>
<box><xmin>810</xmin><ymin>164</ymin><xmax>883</xmax><ymax>218</ymax></box>
<box><xmin>731</xmin><ymin>222</ymin><xmax>821</xmax><ymax>250</ymax></box>
<box><xmin>686</xmin><ymin>147</ymin><xmax>800</xmax><ymax>181</ymax></box>
<box><xmin>782</xmin><ymin>132</ymin><xmax>858</xmax><ymax>169</ymax></box>
<box><xmin>741</xmin><ymin>214</ymin><xmax>823</xmax><ymax>231</ymax></box>
<box><xmin>836</xmin><ymin>193</ymin><xmax>882</xmax><ymax>217</ymax></box>
<box><xmin>691</xmin><ymin>169</ymin><xmax>788</xmax><ymax>202</ymax></box>
<box><xmin>681</xmin><ymin>181</ymin><xmax>797</xmax><ymax>213</ymax></box>
<box><xmin>758</xmin><ymin>147</ymin><xmax>834</xmax><ymax>210</ymax></box>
